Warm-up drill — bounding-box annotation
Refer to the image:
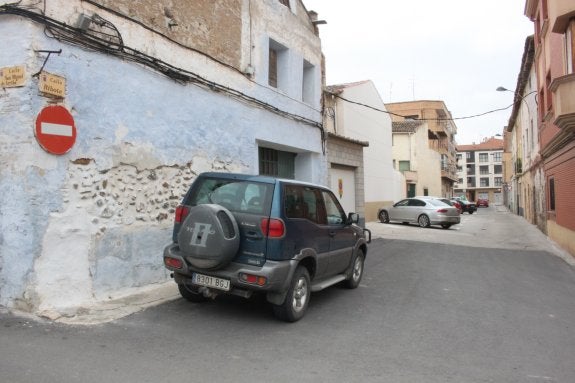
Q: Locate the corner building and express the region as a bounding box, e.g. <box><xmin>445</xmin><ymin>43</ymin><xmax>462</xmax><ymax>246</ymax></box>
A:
<box><xmin>0</xmin><ymin>1</ymin><xmax>326</xmax><ymax>314</ymax></box>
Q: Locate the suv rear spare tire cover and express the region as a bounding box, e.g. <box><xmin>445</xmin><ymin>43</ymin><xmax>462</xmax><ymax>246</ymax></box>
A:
<box><xmin>177</xmin><ymin>204</ymin><xmax>240</xmax><ymax>270</ymax></box>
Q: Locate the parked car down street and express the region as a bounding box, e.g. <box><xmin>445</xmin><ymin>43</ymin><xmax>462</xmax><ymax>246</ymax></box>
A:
<box><xmin>453</xmin><ymin>197</ymin><xmax>477</xmax><ymax>214</ymax></box>
<box><xmin>476</xmin><ymin>198</ymin><xmax>489</xmax><ymax>207</ymax></box>
<box><xmin>378</xmin><ymin>197</ymin><xmax>460</xmax><ymax>229</ymax></box>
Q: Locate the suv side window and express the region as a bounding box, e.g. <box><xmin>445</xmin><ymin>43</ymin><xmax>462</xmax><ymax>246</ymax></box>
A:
<box><xmin>284</xmin><ymin>185</ymin><xmax>327</xmax><ymax>224</ymax></box>
<box><xmin>322</xmin><ymin>190</ymin><xmax>347</xmax><ymax>225</ymax></box>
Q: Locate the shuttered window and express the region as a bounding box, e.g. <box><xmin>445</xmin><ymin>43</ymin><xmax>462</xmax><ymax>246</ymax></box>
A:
<box><xmin>268</xmin><ymin>48</ymin><xmax>278</xmax><ymax>88</ymax></box>
<box><xmin>259</xmin><ymin>147</ymin><xmax>295</xmax><ymax>179</ymax></box>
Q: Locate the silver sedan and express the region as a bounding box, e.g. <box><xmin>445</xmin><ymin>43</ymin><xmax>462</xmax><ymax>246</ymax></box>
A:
<box><xmin>377</xmin><ymin>198</ymin><xmax>461</xmax><ymax>229</ymax></box>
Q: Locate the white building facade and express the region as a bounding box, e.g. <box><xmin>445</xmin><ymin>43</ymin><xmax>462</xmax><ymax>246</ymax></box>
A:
<box><xmin>324</xmin><ymin>80</ymin><xmax>403</xmax><ymax>221</ymax></box>
<box><xmin>0</xmin><ymin>0</ymin><xmax>326</xmax><ymax>315</ymax></box>
<box><xmin>392</xmin><ymin>121</ymin><xmax>443</xmax><ymax>198</ymax></box>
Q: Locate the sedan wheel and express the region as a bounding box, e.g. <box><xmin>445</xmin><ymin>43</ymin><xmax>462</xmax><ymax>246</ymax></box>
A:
<box><xmin>378</xmin><ymin>210</ymin><xmax>390</xmax><ymax>223</ymax></box>
<box><xmin>418</xmin><ymin>214</ymin><xmax>430</xmax><ymax>228</ymax></box>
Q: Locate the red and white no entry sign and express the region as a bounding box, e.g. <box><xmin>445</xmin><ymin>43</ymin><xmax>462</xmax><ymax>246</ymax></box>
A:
<box><xmin>34</xmin><ymin>105</ymin><xmax>77</xmax><ymax>155</ymax></box>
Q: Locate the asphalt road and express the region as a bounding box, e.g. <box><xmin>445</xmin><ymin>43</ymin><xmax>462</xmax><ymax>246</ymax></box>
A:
<box><xmin>2</xmin><ymin>206</ymin><xmax>575</xmax><ymax>382</ymax></box>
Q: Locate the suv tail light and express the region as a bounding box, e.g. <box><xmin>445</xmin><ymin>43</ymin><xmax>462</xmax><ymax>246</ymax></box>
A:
<box><xmin>164</xmin><ymin>257</ymin><xmax>183</xmax><ymax>269</ymax></box>
<box><xmin>175</xmin><ymin>205</ymin><xmax>189</xmax><ymax>224</ymax></box>
<box><xmin>260</xmin><ymin>218</ymin><xmax>285</xmax><ymax>238</ymax></box>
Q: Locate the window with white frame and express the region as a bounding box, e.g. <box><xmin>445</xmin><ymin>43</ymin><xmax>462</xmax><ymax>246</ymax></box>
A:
<box><xmin>479</xmin><ymin>165</ymin><xmax>489</xmax><ymax>175</ymax></box>
<box><xmin>480</xmin><ymin>177</ymin><xmax>489</xmax><ymax>187</ymax></box>
<box><xmin>479</xmin><ymin>153</ymin><xmax>488</xmax><ymax>162</ymax></box>
<box><xmin>495</xmin><ymin>177</ymin><xmax>502</xmax><ymax>187</ymax></box>
<box><xmin>492</xmin><ymin>151</ymin><xmax>502</xmax><ymax>162</ymax></box>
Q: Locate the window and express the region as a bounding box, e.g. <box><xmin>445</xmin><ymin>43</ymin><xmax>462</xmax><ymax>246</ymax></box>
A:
<box><xmin>479</xmin><ymin>165</ymin><xmax>489</xmax><ymax>175</ymax></box>
<box><xmin>494</xmin><ymin>165</ymin><xmax>502</xmax><ymax>174</ymax></box>
<box><xmin>268</xmin><ymin>48</ymin><xmax>277</xmax><ymax>88</ymax></box>
<box><xmin>549</xmin><ymin>178</ymin><xmax>555</xmax><ymax>210</ymax></box>
<box><xmin>458</xmin><ymin>178</ymin><xmax>463</xmax><ymax>184</ymax></box>
<box><xmin>492</xmin><ymin>152</ymin><xmax>502</xmax><ymax>162</ymax></box>
<box><xmin>284</xmin><ymin>185</ymin><xmax>326</xmax><ymax>224</ymax></box>
<box><xmin>467</xmin><ymin>177</ymin><xmax>475</xmax><ymax>187</ymax></box>
<box><xmin>322</xmin><ymin>190</ymin><xmax>347</xmax><ymax>225</ymax></box>
<box><xmin>479</xmin><ymin>153</ymin><xmax>488</xmax><ymax>162</ymax></box>
<box><xmin>259</xmin><ymin>147</ymin><xmax>295</xmax><ymax>179</ymax></box>
<box><xmin>423</xmin><ymin>188</ymin><xmax>429</xmax><ymax>196</ymax></box>
<box><xmin>495</xmin><ymin>177</ymin><xmax>502</xmax><ymax>187</ymax></box>
<box><xmin>545</xmin><ymin>71</ymin><xmax>553</xmax><ymax>111</ymax></box>
<box><xmin>566</xmin><ymin>19</ymin><xmax>575</xmax><ymax>74</ymax></box>
<box><xmin>480</xmin><ymin>178</ymin><xmax>490</xmax><ymax>187</ymax></box>
<box><xmin>268</xmin><ymin>39</ymin><xmax>287</xmax><ymax>90</ymax></box>
<box><xmin>399</xmin><ymin>160</ymin><xmax>410</xmax><ymax>172</ymax></box>
<box><xmin>302</xmin><ymin>59</ymin><xmax>315</xmax><ymax>104</ymax></box>
<box><xmin>190</xmin><ymin>178</ymin><xmax>273</xmax><ymax>215</ymax></box>
<box><xmin>466</xmin><ymin>152</ymin><xmax>472</xmax><ymax>159</ymax></box>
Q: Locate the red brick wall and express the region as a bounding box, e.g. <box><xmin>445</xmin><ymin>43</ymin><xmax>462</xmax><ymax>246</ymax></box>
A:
<box><xmin>545</xmin><ymin>141</ymin><xmax>575</xmax><ymax>231</ymax></box>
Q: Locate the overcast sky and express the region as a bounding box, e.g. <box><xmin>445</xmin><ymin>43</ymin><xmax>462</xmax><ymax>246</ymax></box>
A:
<box><xmin>303</xmin><ymin>0</ymin><xmax>535</xmax><ymax>145</ymax></box>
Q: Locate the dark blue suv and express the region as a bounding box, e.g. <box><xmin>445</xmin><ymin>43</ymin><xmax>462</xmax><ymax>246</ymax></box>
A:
<box><xmin>163</xmin><ymin>172</ymin><xmax>371</xmax><ymax>322</ymax></box>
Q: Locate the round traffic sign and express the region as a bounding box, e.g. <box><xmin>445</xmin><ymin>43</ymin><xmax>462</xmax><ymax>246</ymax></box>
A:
<box><xmin>35</xmin><ymin>105</ymin><xmax>77</xmax><ymax>155</ymax></box>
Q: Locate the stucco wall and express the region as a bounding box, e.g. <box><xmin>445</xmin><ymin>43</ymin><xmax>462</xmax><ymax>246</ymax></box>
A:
<box><xmin>334</xmin><ymin>81</ymin><xmax>396</xmax><ymax>220</ymax></box>
<box><xmin>0</xmin><ymin>1</ymin><xmax>325</xmax><ymax>314</ymax></box>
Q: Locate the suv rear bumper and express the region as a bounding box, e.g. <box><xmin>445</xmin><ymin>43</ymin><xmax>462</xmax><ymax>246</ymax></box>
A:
<box><xmin>163</xmin><ymin>243</ymin><xmax>297</xmax><ymax>294</ymax></box>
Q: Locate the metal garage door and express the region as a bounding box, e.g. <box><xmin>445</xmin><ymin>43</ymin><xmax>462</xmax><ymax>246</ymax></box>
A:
<box><xmin>330</xmin><ymin>167</ymin><xmax>356</xmax><ymax>214</ymax></box>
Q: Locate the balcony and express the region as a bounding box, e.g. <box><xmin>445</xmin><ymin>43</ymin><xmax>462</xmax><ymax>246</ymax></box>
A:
<box><xmin>550</xmin><ymin>73</ymin><xmax>575</xmax><ymax>132</ymax></box>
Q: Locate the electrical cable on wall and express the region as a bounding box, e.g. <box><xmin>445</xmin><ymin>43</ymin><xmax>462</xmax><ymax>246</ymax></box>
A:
<box><xmin>0</xmin><ymin>2</ymin><xmax>326</xmax><ymax>153</ymax></box>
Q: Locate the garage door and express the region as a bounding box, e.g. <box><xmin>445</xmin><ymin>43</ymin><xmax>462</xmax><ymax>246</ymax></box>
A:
<box><xmin>330</xmin><ymin>168</ymin><xmax>356</xmax><ymax>214</ymax></box>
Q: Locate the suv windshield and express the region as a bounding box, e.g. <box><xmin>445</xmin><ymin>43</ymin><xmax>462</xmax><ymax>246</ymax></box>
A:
<box><xmin>187</xmin><ymin>178</ymin><xmax>273</xmax><ymax>215</ymax></box>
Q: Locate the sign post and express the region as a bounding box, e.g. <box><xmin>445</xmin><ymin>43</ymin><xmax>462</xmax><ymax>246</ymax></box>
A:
<box><xmin>34</xmin><ymin>105</ymin><xmax>77</xmax><ymax>155</ymax></box>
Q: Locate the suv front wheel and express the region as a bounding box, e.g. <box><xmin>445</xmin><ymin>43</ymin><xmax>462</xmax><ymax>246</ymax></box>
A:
<box><xmin>273</xmin><ymin>266</ymin><xmax>310</xmax><ymax>322</ymax></box>
<box><xmin>344</xmin><ymin>250</ymin><xmax>365</xmax><ymax>289</ymax></box>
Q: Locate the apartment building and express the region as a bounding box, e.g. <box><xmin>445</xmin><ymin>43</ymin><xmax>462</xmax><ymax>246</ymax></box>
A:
<box><xmin>455</xmin><ymin>138</ymin><xmax>504</xmax><ymax>204</ymax></box>
<box><xmin>386</xmin><ymin>100</ymin><xmax>459</xmax><ymax>198</ymax></box>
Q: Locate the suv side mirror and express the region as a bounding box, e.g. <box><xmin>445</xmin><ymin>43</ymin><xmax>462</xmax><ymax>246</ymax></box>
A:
<box><xmin>347</xmin><ymin>212</ymin><xmax>359</xmax><ymax>224</ymax></box>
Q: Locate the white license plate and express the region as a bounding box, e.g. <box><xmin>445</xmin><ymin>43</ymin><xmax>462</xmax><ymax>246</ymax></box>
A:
<box><xmin>192</xmin><ymin>273</ymin><xmax>230</xmax><ymax>291</ymax></box>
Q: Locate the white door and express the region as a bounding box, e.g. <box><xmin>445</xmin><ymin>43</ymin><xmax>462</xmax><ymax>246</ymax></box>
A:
<box><xmin>329</xmin><ymin>168</ymin><xmax>356</xmax><ymax>214</ymax></box>
<box><xmin>493</xmin><ymin>192</ymin><xmax>503</xmax><ymax>205</ymax></box>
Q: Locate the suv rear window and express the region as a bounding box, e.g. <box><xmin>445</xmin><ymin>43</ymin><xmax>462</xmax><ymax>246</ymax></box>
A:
<box><xmin>186</xmin><ymin>178</ymin><xmax>273</xmax><ymax>215</ymax></box>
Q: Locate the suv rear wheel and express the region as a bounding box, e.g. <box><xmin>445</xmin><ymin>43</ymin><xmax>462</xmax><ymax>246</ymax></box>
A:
<box><xmin>272</xmin><ymin>266</ymin><xmax>310</xmax><ymax>322</ymax></box>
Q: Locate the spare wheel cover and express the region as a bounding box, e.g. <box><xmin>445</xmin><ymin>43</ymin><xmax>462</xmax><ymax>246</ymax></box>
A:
<box><xmin>177</xmin><ymin>204</ymin><xmax>240</xmax><ymax>270</ymax></box>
